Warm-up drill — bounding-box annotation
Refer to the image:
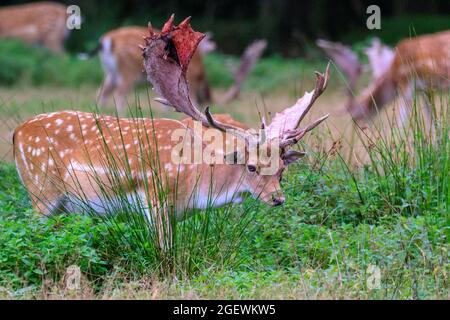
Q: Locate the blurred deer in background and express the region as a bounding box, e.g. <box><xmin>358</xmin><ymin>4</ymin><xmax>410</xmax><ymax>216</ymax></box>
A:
<box><xmin>13</xmin><ymin>16</ymin><xmax>328</xmax><ymax>247</ymax></box>
<box><xmin>0</xmin><ymin>2</ymin><xmax>69</xmax><ymax>53</ymax></box>
<box><xmin>317</xmin><ymin>31</ymin><xmax>450</xmax><ymax>127</ymax></box>
<box><xmin>94</xmin><ymin>25</ymin><xmax>266</xmax><ymax>112</ymax></box>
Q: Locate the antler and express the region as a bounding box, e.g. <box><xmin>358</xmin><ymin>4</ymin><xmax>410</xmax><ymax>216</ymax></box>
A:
<box><xmin>198</xmin><ymin>32</ymin><xmax>217</xmax><ymax>55</ymax></box>
<box><xmin>143</xmin><ymin>15</ymin><xmax>258</xmax><ymax>145</ymax></box>
<box><xmin>221</xmin><ymin>39</ymin><xmax>267</xmax><ymax>104</ymax></box>
<box><xmin>316</xmin><ymin>39</ymin><xmax>362</xmax><ymax>91</ymax></box>
<box><xmin>364</xmin><ymin>38</ymin><xmax>395</xmax><ymax>80</ymax></box>
<box><xmin>265</xmin><ymin>64</ymin><xmax>330</xmax><ymax>149</ymax></box>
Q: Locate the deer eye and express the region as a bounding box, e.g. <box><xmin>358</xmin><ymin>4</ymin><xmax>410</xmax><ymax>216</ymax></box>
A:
<box><xmin>247</xmin><ymin>165</ymin><xmax>257</xmax><ymax>173</ymax></box>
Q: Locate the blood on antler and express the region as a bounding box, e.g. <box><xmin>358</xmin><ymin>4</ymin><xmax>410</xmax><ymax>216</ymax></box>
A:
<box><xmin>143</xmin><ymin>15</ymin><xmax>329</xmax><ymax>150</ymax></box>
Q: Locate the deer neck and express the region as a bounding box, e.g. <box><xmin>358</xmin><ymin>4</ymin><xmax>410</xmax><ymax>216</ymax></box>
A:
<box><xmin>175</xmin><ymin>163</ymin><xmax>249</xmax><ymax>214</ymax></box>
<box><xmin>353</xmin><ymin>70</ymin><xmax>397</xmax><ymax>118</ymax></box>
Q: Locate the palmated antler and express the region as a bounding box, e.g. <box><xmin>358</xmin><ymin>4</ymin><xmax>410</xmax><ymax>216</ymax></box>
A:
<box><xmin>264</xmin><ymin>63</ymin><xmax>331</xmax><ymax>149</ymax></box>
<box><xmin>198</xmin><ymin>32</ymin><xmax>217</xmax><ymax>55</ymax></box>
<box><xmin>221</xmin><ymin>39</ymin><xmax>267</xmax><ymax>104</ymax></box>
<box><xmin>364</xmin><ymin>38</ymin><xmax>395</xmax><ymax>80</ymax></box>
<box><xmin>316</xmin><ymin>39</ymin><xmax>362</xmax><ymax>92</ymax></box>
<box><xmin>143</xmin><ymin>15</ymin><xmax>258</xmax><ymax>145</ymax></box>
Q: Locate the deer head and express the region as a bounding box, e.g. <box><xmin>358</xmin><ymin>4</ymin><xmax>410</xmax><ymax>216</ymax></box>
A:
<box><xmin>143</xmin><ymin>15</ymin><xmax>329</xmax><ymax>206</ymax></box>
<box><xmin>317</xmin><ymin>38</ymin><xmax>396</xmax><ymax>123</ymax></box>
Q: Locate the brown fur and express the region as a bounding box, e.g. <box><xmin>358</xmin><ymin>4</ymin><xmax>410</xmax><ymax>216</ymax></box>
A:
<box><xmin>350</xmin><ymin>30</ymin><xmax>450</xmax><ymax>123</ymax></box>
<box><xmin>13</xmin><ymin>111</ymin><xmax>282</xmax><ymax>216</ymax></box>
<box><xmin>0</xmin><ymin>2</ymin><xmax>68</xmax><ymax>53</ymax></box>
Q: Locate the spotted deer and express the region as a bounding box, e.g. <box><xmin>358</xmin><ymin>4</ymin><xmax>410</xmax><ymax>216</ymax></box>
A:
<box><xmin>0</xmin><ymin>2</ymin><xmax>68</xmax><ymax>53</ymax></box>
<box><xmin>96</xmin><ymin>26</ymin><xmax>211</xmax><ymax>111</ymax></box>
<box><xmin>13</xmin><ymin>16</ymin><xmax>328</xmax><ymax>247</ymax></box>
<box><xmin>318</xmin><ymin>31</ymin><xmax>450</xmax><ymax>126</ymax></box>
<box><xmin>95</xmin><ymin>25</ymin><xmax>266</xmax><ymax>112</ymax></box>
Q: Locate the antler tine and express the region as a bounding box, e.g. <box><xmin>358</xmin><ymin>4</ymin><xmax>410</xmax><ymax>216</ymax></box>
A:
<box><xmin>161</xmin><ymin>13</ymin><xmax>175</xmax><ymax>33</ymax></box>
<box><xmin>301</xmin><ymin>113</ymin><xmax>330</xmax><ymax>133</ymax></box>
<box><xmin>279</xmin><ymin>114</ymin><xmax>329</xmax><ymax>149</ymax></box>
<box><xmin>147</xmin><ymin>21</ymin><xmax>154</xmax><ymax>38</ymax></box>
<box><xmin>295</xmin><ymin>62</ymin><xmax>330</xmax><ymax>127</ymax></box>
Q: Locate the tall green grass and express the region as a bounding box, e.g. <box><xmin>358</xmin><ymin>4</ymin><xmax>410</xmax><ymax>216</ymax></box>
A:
<box><xmin>350</xmin><ymin>90</ymin><xmax>449</xmax><ymax>217</ymax></box>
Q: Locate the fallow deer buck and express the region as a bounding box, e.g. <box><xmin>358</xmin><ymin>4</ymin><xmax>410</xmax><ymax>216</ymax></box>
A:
<box><xmin>13</xmin><ymin>16</ymin><xmax>329</xmax><ymax>247</ymax></box>
<box><xmin>95</xmin><ymin>25</ymin><xmax>266</xmax><ymax>112</ymax></box>
<box><xmin>0</xmin><ymin>2</ymin><xmax>69</xmax><ymax>53</ymax></box>
<box><xmin>318</xmin><ymin>31</ymin><xmax>450</xmax><ymax>127</ymax></box>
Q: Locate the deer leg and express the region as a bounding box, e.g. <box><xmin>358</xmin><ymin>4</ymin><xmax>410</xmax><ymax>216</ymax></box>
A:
<box><xmin>421</xmin><ymin>90</ymin><xmax>437</xmax><ymax>139</ymax></box>
<box><xmin>112</xmin><ymin>77</ymin><xmax>136</xmax><ymax>114</ymax></box>
<box><xmin>28</xmin><ymin>182</ymin><xmax>66</xmax><ymax>216</ymax></box>
<box><xmin>397</xmin><ymin>85</ymin><xmax>414</xmax><ymax>128</ymax></box>
<box><xmin>422</xmin><ymin>90</ymin><xmax>435</xmax><ymax>125</ymax></box>
<box><xmin>97</xmin><ymin>75</ymin><xmax>116</xmax><ymax>107</ymax></box>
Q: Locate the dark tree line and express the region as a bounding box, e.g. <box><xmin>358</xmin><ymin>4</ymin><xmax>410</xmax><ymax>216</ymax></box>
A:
<box><xmin>3</xmin><ymin>0</ymin><xmax>450</xmax><ymax>56</ymax></box>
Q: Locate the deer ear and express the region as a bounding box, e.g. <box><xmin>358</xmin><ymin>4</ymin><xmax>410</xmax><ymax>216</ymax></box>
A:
<box><xmin>282</xmin><ymin>150</ymin><xmax>306</xmax><ymax>165</ymax></box>
<box><xmin>224</xmin><ymin>150</ymin><xmax>245</xmax><ymax>165</ymax></box>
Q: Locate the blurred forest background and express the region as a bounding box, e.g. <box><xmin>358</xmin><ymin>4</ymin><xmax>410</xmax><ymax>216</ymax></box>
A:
<box><xmin>3</xmin><ymin>0</ymin><xmax>450</xmax><ymax>57</ymax></box>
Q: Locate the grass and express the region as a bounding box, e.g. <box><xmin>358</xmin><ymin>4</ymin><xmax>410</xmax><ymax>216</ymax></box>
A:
<box><xmin>0</xmin><ymin>95</ymin><xmax>448</xmax><ymax>298</ymax></box>
<box><xmin>0</xmin><ymin>40</ymin><xmax>103</xmax><ymax>87</ymax></box>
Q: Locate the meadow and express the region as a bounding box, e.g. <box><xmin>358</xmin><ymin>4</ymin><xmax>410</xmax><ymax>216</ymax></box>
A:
<box><xmin>0</xmin><ymin>39</ymin><xmax>448</xmax><ymax>299</ymax></box>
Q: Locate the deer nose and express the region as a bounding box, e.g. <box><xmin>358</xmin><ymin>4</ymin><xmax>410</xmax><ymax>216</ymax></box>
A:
<box><xmin>272</xmin><ymin>195</ymin><xmax>285</xmax><ymax>206</ymax></box>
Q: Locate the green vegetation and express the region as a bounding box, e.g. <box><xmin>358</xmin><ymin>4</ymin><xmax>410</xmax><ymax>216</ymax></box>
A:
<box><xmin>0</xmin><ymin>39</ymin><xmax>321</xmax><ymax>93</ymax></box>
<box><xmin>0</xmin><ymin>97</ymin><xmax>448</xmax><ymax>299</ymax></box>
<box><xmin>203</xmin><ymin>53</ymin><xmax>322</xmax><ymax>92</ymax></box>
<box><xmin>0</xmin><ymin>40</ymin><xmax>103</xmax><ymax>87</ymax></box>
